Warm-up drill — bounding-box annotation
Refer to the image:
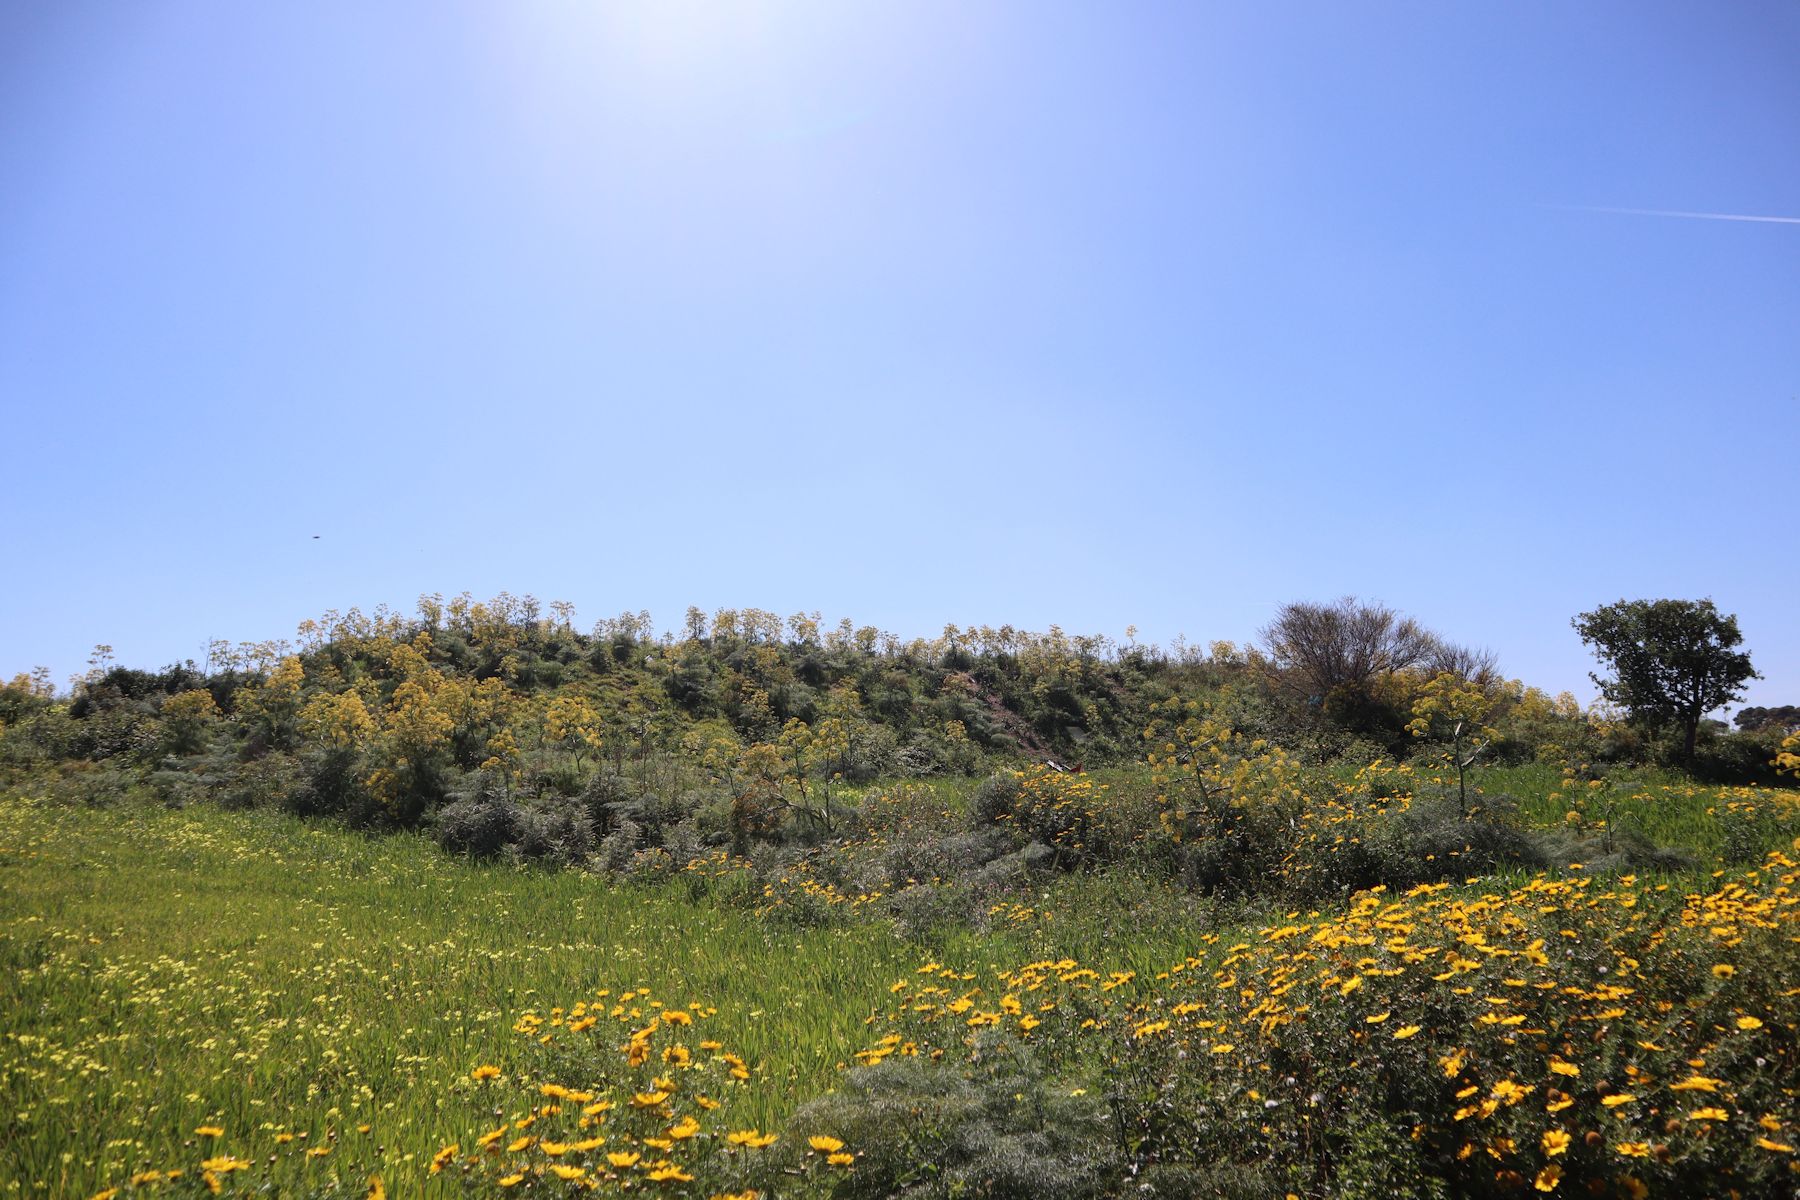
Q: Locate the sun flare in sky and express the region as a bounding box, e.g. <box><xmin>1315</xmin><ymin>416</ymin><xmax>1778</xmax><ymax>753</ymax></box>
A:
<box><xmin>1</xmin><ymin>1</ymin><xmax>1794</xmax><ymax>707</ymax></box>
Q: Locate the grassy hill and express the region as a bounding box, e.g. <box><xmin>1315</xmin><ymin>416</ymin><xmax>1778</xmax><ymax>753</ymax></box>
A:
<box><xmin>3</xmin><ymin>597</ymin><xmax>1798</xmax><ymax>1197</ymax></box>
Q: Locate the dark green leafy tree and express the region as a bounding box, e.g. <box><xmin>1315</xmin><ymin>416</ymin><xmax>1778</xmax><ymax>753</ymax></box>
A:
<box><xmin>1733</xmin><ymin>704</ymin><xmax>1800</xmax><ymax>733</ymax></box>
<box><xmin>1572</xmin><ymin>599</ymin><xmax>1759</xmax><ymax>763</ymax></box>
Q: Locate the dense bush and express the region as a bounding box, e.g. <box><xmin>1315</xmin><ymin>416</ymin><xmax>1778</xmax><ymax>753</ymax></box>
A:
<box><xmin>511</xmin><ymin>794</ymin><xmax>595</xmax><ymax>865</ymax></box>
<box><xmin>434</xmin><ymin>778</ymin><xmax>519</xmax><ymax>859</ymax></box>
<box><xmin>784</xmin><ymin>1047</ymin><xmax>1118</xmax><ymax>1200</ymax></box>
<box><xmin>859</xmin><ymin>849</ymin><xmax>1800</xmax><ymax>1200</ymax></box>
<box><xmin>11</xmin><ymin>596</ymin><xmax>1794</xmax><ymax>943</ymax></box>
<box><xmin>1686</xmin><ymin>729</ymin><xmax>1788</xmax><ymax>786</ymax></box>
<box><xmin>596</xmin><ymin>815</ymin><xmax>643</xmax><ymax>875</ymax></box>
<box><xmin>288</xmin><ymin>746</ymin><xmax>367</xmax><ymax>820</ymax></box>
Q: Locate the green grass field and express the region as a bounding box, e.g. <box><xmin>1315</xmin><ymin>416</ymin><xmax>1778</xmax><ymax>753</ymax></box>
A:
<box><xmin>0</xmin><ymin>793</ymin><xmax>1225</xmax><ymax>1198</ymax></box>
<box><xmin>5</xmin><ymin>763</ymin><xmax>1796</xmax><ymax>1198</ymax></box>
<box><xmin>0</xmin><ymin>794</ymin><xmax>914</xmax><ymax>1195</ymax></box>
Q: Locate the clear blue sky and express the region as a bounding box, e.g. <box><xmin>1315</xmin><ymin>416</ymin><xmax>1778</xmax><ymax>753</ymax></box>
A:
<box><xmin>3</xmin><ymin>1</ymin><xmax>1795</xmax><ymax>712</ymax></box>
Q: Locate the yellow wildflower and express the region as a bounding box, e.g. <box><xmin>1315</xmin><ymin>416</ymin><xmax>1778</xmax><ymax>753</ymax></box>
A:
<box><xmin>1670</xmin><ymin>1075</ymin><xmax>1722</xmax><ymax>1093</ymax></box>
<box><xmin>728</xmin><ymin>1130</ymin><xmax>778</xmax><ymax>1148</ymax></box>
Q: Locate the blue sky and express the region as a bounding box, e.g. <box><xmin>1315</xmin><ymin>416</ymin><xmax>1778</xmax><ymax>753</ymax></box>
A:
<box><xmin>3</xmin><ymin>1</ymin><xmax>1795</xmax><ymax>711</ymax></box>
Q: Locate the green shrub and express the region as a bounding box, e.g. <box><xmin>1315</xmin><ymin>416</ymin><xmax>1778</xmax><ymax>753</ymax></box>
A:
<box><xmin>784</xmin><ymin>1046</ymin><xmax>1118</xmax><ymax>1199</ymax></box>
<box><xmin>288</xmin><ymin>746</ymin><xmax>367</xmax><ymax>820</ymax></box>
<box><xmin>578</xmin><ymin>769</ymin><xmax>635</xmax><ymax>828</ymax></box>
<box><xmin>1368</xmin><ymin>790</ymin><xmax>1546</xmax><ymax>884</ymax></box>
<box><xmin>435</xmin><ymin>778</ymin><xmax>520</xmax><ymax>859</ymax></box>
<box><xmin>219</xmin><ymin>751</ymin><xmax>300</xmax><ymax>811</ymax></box>
<box><xmin>510</xmin><ymin>794</ymin><xmax>594</xmax><ymax>865</ymax></box>
<box><xmin>1687</xmin><ymin>730</ymin><xmax>1787</xmax><ymax>786</ymax></box>
<box><xmin>595</xmin><ymin>816</ymin><xmax>642</xmax><ymax>875</ymax></box>
<box><xmin>971</xmin><ymin>771</ymin><xmax>1021</xmax><ymax>827</ymax></box>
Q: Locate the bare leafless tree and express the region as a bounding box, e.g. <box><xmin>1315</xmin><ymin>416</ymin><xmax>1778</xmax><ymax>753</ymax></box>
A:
<box><xmin>1260</xmin><ymin>597</ymin><xmax>1493</xmax><ymax>701</ymax></box>
<box><xmin>1425</xmin><ymin>640</ymin><xmax>1501</xmax><ymax>687</ymax></box>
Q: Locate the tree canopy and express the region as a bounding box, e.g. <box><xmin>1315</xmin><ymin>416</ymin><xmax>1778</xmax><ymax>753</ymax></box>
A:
<box><xmin>1572</xmin><ymin>598</ymin><xmax>1759</xmax><ymax>761</ymax></box>
<box><xmin>1734</xmin><ymin>705</ymin><xmax>1800</xmax><ymax>734</ymax></box>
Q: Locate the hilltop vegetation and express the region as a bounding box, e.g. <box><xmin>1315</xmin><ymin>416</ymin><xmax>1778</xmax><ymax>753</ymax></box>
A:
<box><xmin>4</xmin><ymin>593</ymin><xmax>1787</xmax><ymax>847</ymax></box>
<box><xmin>3</xmin><ymin>594</ymin><xmax>1798</xmax><ymax>1198</ymax></box>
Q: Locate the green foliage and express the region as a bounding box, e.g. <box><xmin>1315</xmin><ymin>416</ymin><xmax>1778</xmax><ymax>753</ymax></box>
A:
<box><xmin>1687</xmin><ymin>728</ymin><xmax>1789</xmax><ymax>786</ymax></box>
<box><xmin>1573</xmin><ymin>598</ymin><xmax>1760</xmax><ymax>761</ymax></box>
<box><xmin>435</xmin><ymin>773</ymin><xmax>520</xmax><ymax>858</ymax></box>
<box><xmin>289</xmin><ymin>744</ymin><xmax>375</xmax><ymax>822</ymax></box>
<box><xmin>11</xmin><ymin>592</ymin><xmax>1763</xmax><ymax>864</ymax></box>
<box><xmin>785</xmin><ymin>1048</ymin><xmax>1118</xmax><ymax>1200</ymax></box>
<box><xmin>1732</xmin><ymin>704</ymin><xmax>1800</xmax><ymax>733</ymax></box>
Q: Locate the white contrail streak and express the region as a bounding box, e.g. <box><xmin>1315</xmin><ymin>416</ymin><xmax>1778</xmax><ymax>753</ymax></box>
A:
<box><xmin>1550</xmin><ymin>204</ymin><xmax>1800</xmax><ymax>225</ymax></box>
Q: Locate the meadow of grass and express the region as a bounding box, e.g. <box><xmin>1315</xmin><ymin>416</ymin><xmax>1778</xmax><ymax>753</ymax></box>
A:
<box><xmin>0</xmin><ymin>793</ymin><xmax>907</xmax><ymax>1196</ymax></box>
<box><xmin>1479</xmin><ymin>762</ymin><xmax>1795</xmax><ymax>861</ymax></box>
<box><xmin>0</xmin><ymin>791</ymin><xmax>1226</xmax><ymax>1198</ymax></box>
<box><xmin>3</xmin><ymin>760</ymin><xmax>1796</xmax><ymax>1199</ymax></box>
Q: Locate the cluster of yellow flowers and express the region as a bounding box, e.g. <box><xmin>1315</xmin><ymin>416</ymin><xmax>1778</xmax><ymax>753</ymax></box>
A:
<box><xmin>1777</xmin><ymin>731</ymin><xmax>1799</xmax><ymax>777</ymax></box>
<box><xmin>866</xmin><ymin>848</ymin><xmax>1800</xmax><ymax>1194</ymax></box>
<box><xmin>753</xmin><ymin>864</ymin><xmax>886</xmax><ymax>918</ymax></box>
<box><xmin>993</xmin><ymin>766</ymin><xmax>1111</xmax><ymax>862</ymax></box>
<box><xmin>987</xmin><ymin>900</ymin><xmax>1052</xmax><ymax>926</ymax></box>
<box><xmin>79</xmin><ymin>1126</ymin><xmax>386</xmax><ymax>1197</ymax></box>
<box><xmin>1143</xmin><ymin>701</ymin><xmax>1305</xmax><ymax>844</ymax></box>
<box><xmin>1708</xmin><ymin>790</ymin><xmax>1800</xmax><ymax>819</ymax></box>
<box><xmin>443</xmin><ymin>986</ymin><xmax>855</xmax><ymax>1196</ymax></box>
